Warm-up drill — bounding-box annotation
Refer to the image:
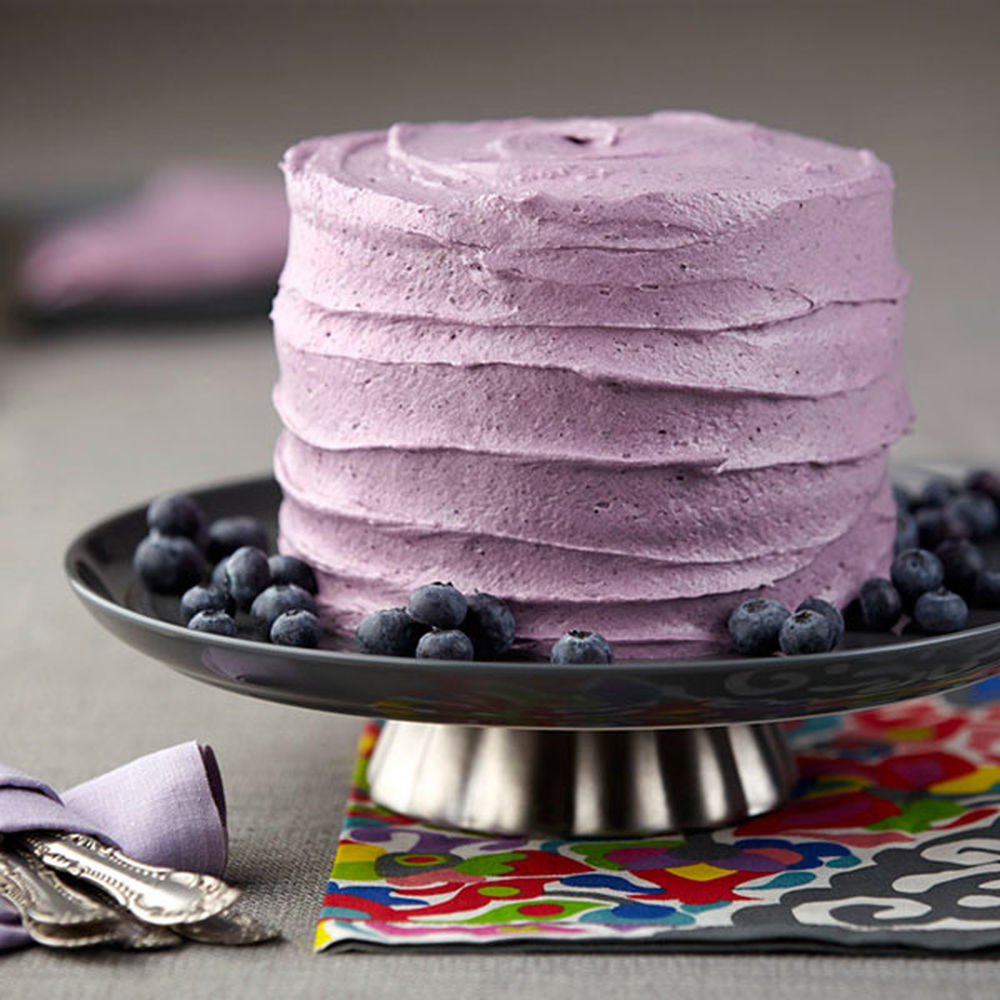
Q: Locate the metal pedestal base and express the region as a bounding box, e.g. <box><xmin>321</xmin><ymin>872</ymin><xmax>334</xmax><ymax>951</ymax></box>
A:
<box><xmin>367</xmin><ymin>721</ymin><xmax>798</xmax><ymax>837</ymax></box>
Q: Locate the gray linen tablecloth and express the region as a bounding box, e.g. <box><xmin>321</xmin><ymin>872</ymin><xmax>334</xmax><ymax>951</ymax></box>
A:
<box><xmin>1</xmin><ymin>318</ymin><xmax>999</xmax><ymax>998</ymax></box>
<box><xmin>3</xmin><ymin>3</ymin><xmax>1000</xmax><ymax>992</ymax></box>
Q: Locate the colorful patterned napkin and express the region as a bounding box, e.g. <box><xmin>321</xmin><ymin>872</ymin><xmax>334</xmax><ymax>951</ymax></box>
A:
<box><xmin>316</xmin><ymin>690</ymin><xmax>1000</xmax><ymax>953</ymax></box>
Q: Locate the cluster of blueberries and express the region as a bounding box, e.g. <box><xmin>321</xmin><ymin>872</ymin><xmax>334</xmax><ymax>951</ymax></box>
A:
<box><xmin>356</xmin><ymin>583</ymin><xmax>614</xmax><ymax>664</ymax></box>
<box><xmin>133</xmin><ymin>495</ymin><xmax>615</xmax><ymax>662</ymax></box>
<box><xmin>132</xmin><ymin>493</ymin><xmax>322</xmax><ymax>647</ymax></box>
<box><xmin>728</xmin><ymin>470</ymin><xmax>1000</xmax><ymax>657</ymax></box>
<box><xmin>728</xmin><ymin>596</ymin><xmax>845</xmax><ymax>657</ymax></box>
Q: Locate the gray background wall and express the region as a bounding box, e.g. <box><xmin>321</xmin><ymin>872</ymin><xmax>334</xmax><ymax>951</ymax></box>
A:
<box><xmin>2</xmin><ymin>5</ymin><xmax>999</xmax><ymax>994</ymax></box>
<box><xmin>2</xmin><ymin>0</ymin><xmax>999</xmax><ymax>462</ymax></box>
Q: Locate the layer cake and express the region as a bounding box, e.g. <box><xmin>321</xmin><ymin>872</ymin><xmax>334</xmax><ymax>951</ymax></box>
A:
<box><xmin>271</xmin><ymin>112</ymin><xmax>912</xmax><ymax>658</ymax></box>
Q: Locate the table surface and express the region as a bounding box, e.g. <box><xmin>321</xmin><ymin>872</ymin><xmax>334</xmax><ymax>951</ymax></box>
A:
<box><xmin>3</xmin><ymin>0</ymin><xmax>1000</xmax><ymax>991</ymax></box>
<box><xmin>1</xmin><ymin>316</ymin><xmax>998</xmax><ymax>998</ymax></box>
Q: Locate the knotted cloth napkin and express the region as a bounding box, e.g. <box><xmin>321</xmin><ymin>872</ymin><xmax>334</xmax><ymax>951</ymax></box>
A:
<box><xmin>0</xmin><ymin>742</ymin><xmax>227</xmax><ymax>954</ymax></box>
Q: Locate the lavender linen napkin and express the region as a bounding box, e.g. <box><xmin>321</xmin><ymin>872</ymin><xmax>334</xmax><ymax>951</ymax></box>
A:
<box><xmin>0</xmin><ymin>742</ymin><xmax>227</xmax><ymax>954</ymax></box>
<box><xmin>16</xmin><ymin>165</ymin><xmax>287</xmax><ymax>316</ymax></box>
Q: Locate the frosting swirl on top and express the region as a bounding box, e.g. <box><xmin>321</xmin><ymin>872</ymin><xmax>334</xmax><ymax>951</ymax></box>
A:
<box><xmin>287</xmin><ymin>112</ymin><xmax>892</xmax><ymax>239</ymax></box>
<box><xmin>272</xmin><ymin>112</ymin><xmax>911</xmax><ymax>658</ymax></box>
<box><xmin>280</xmin><ymin>114</ymin><xmax>906</xmax><ymax>332</ymax></box>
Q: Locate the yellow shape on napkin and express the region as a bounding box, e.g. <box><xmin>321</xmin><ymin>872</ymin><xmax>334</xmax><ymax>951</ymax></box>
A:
<box><xmin>930</xmin><ymin>765</ymin><xmax>1000</xmax><ymax>795</ymax></box>
<box><xmin>667</xmin><ymin>863</ymin><xmax>731</xmax><ymax>882</ymax></box>
<box><xmin>330</xmin><ymin>841</ymin><xmax>386</xmax><ymax>881</ymax></box>
<box><xmin>885</xmin><ymin>726</ymin><xmax>935</xmax><ymax>742</ymax></box>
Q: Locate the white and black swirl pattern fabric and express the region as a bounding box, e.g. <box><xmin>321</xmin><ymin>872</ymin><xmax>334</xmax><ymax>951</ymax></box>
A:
<box><xmin>317</xmin><ymin>689</ymin><xmax>1000</xmax><ymax>953</ymax></box>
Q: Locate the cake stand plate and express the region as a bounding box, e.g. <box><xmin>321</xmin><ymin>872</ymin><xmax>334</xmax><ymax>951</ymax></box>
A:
<box><xmin>65</xmin><ymin>475</ymin><xmax>1000</xmax><ymax>836</ymax></box>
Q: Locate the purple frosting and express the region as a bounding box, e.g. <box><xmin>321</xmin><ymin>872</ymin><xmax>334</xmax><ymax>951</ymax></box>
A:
<box><xmin>271</xmin><ymin>112</ymin><xmax>912</xmax><ymax>657</ymax></box>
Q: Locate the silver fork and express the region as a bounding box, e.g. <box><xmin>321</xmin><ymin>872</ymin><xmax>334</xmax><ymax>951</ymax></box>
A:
<box><xmin>0</xmin><ymin>840</ymin><xmax>179</xmax><ymax>949</ymax></box>
<box><xmin>18</xmin><ymin>831</ymin><xmax>241</xmax><ymax>926</ymax></box>
<box><xmin>13</xmin><ymin>831</ymin><xmax>280</xmax><ymax>945</ymax></box>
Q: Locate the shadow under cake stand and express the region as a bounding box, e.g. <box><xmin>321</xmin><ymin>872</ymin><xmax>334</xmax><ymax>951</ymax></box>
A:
<box><xmin>65</xmin><ymin>476</ymin><xmax>1000</xmax><ymax>837</ymax></box>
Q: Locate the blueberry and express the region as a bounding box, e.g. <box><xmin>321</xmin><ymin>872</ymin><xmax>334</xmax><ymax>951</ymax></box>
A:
<box><xmin>795</xmin><ymin>597</ymin><xmax>844</xmax><ymax>646</ymax></box>
<box><xmin>133</xmin><ymin>534</ymin><xmax>207</xmax><ymax>595</ymax></box>
<box><xmin>913</xmin><ymin>588</ymin><xmax>969</xmax><ymax>634</ymax></box>
<box><xmin>210</xmin><ymin>557</ymin><xmax>230</xmax><ymax>590</ymax></box>
<box><xmin>356</xmin><ymin>608</ymin><xmax>425</xmax><ymax>656</ymax></box>
<box><xmin>890</xmin><ymin>548</ymin><xmax>945</xmax><ymax>608</ymax></box>
<box><xmin>250</xmin><ymin>584</ymin><xmax>317</xmax><ymax>633</ymax></box>
<box><xmin>224</xmin><ymin>546</ymin><xmax>271</xmax><ymax>610</ymax></box>
<box><xmin>857</xmin><ymin>578</ymin><xmax>903</xmax><ymax>630</ymax></box>
<box><xmin>973</xmin><ymin>570</ymin><xmax>1000</xmax><ymax>609</ymax></box>
<box><xmin>415</xmin><ymin>629</ymin><xmax>475</xmax><ymax>660</ymax></box>
<box><xmin>894</xmin><ymin>512</ymin><xmax>919</xmax><ymax>554</ymax></box>
<box><xmin>180</xmin><ymin>584</ymin><xmax>234</xmax><ymax>623</ymax></box>
<box><xmin>187</xmin><ymin>610</ymin><xmax>237</xmax><ymax>637</ymax></box>
<box><xmin>934</xmin><ymin>539</ymin><xmax>986</xmax><ymax>596</ymax></box>
<box><xmin>462</xmin><ymin>592</ymin><xmax>516</xmax><ymax>659</ymax></box>
<box><xmin>407</xmin><ymin>582</ymin><xmax>467</xmax><ymax>630</ymax></box>
<box><xmin>550</xmin><ymin>630</ymin><xmax>614</xmax><ymax>664</ymax></box>
<box><xmin>206</xmin><ymin>517</ymin><xmax>270</xmax><ymax>562</ymax></box>
<box><xmin>915</xmin><ymin>506</ymin><xmax>969</xmax><ymax>548</ymax></box>
<box><xmin>727</xmin><ymin>598</ymin><xmax>790</xmax><ymax>656</ymax></box>
<box><xmin>966</xmin><ymin>469</ymin><xmax>1000</xmax><ymax>504</ymax></box>
<box><xmin>270</xmin><ymin>608</ymin><xmax>321</xmax><ymax>647</ymax></box>
<box><xmin>893</xmin><ymin>483</ymin><xmax>913</xmax><ymax>513</ymax></box>
<box><xmin>947</xmin><ymin>492</ymin><xmax>999</xmax><ymax>539</ymax></box>
<box><xmin>919</xmin><ymin>477</ymin><xmax>957</xmax><ymax>508</ymax></box>
<box><xmin>778</xmin><ymin>609</ymin><xmax>837</xmax><ymax>655</ymax></box>
<box><xmin>147</xmin><ymin>492</ymin><xmax>207</xmax><ymax>543</ymax></box>
<box><xmin>267</xmin><ymin>554</ymin><xmax>318</xmax><ymax>594</ymax></box>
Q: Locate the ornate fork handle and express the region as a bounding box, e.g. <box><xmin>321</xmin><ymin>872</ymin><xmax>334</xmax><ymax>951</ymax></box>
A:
<box><xmin>18</xmin><ymin>832</ymin><xmax>241</xmax><ymax>926</ymax></box>
<box><xmin>0</xmin><ymin>842</ymin><xmax>120</xmax><ymax>927</ymax></box>
<box><xmin>0</xmin><ymin>843</ymin><xmax>131</xmax><ymax>948</ymax></box>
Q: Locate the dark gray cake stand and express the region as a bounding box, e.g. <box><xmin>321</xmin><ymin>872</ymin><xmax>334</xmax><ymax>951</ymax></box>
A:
<box><xmin>65</xmin><ymin>476</ymin><xmax>1000</xmax><ymax>837</ymax></box>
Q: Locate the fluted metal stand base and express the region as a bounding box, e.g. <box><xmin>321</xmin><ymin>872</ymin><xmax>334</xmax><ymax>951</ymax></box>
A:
<box><xmin>367</xmin><ymin>721</ymin><xmax>798</xmax><ymax>837</ymax></box>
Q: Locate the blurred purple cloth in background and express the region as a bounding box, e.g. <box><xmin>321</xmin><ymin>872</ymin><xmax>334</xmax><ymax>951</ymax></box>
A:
<box><xmin>0</xmin><ymin>742</ymin><xmax>227</xmax><ymax>954</ymax></box>
<box><xmin>17</xmin><ymin>165</ymin><xmax>287</xmax><ymax>311</ymax></box>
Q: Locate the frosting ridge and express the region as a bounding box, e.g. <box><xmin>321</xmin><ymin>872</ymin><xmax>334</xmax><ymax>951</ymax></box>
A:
<box><xmin>272</xmin><ymin>112</ymin><xmax>911</xmax><ymax>657</ymax></box>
